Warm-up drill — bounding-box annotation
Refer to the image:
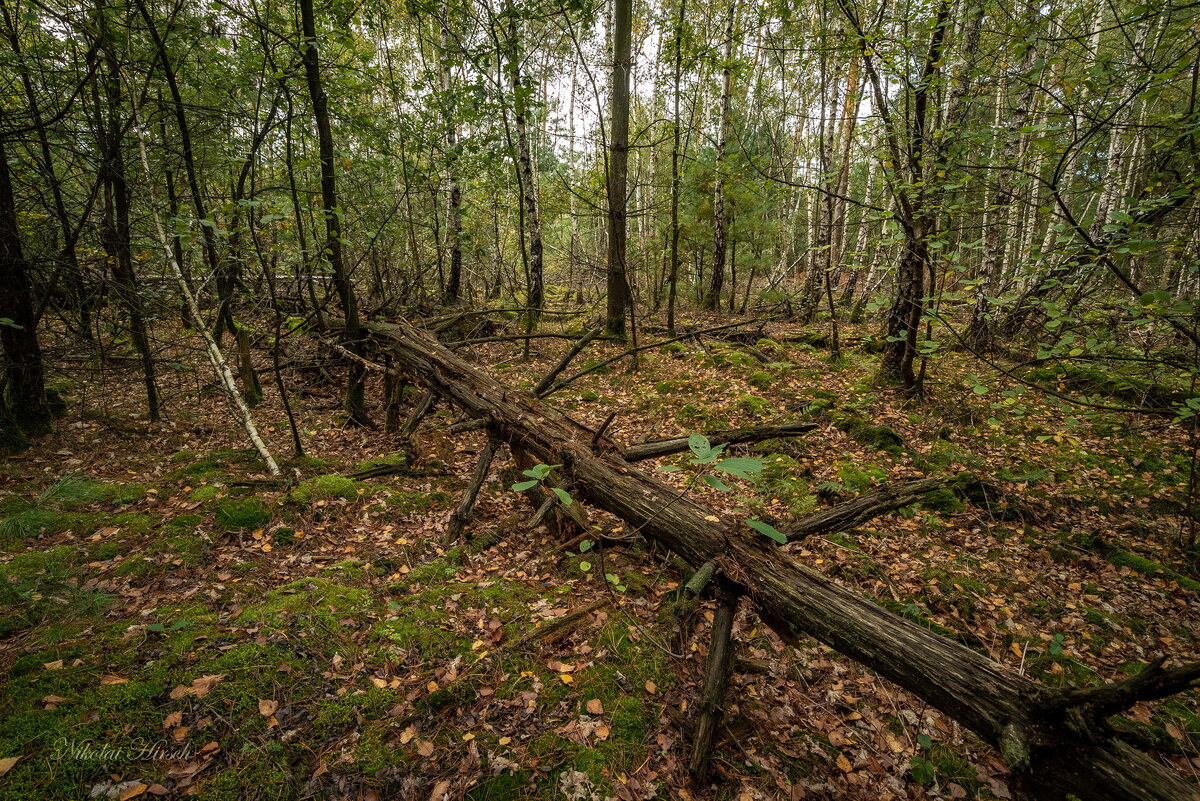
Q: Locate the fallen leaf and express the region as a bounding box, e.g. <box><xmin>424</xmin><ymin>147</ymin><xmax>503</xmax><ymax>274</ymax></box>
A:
<box><xmin>171</xmin><ymin>674</ymin><xmax>226</xmax><ymax>700</ymax></box>
<box><xmin>163</xmin><ymin>711</ymin><xmax>183</xmax><ymax>729</ymax></box>
<box><xmin>258</xmin><ymin>699</ymin><xmax>278</xmax><ymax>717</ymax></box>
<box><xmin>118</xmin><ymin>783</ymin><xmax>148</xmax><ymax>800</ymax></box>
<box><xmin>42</xmin><ymin>660</ymin><xmax>63</xmax><ymax>671</ymax></box>
<box><xmin>101</xmin><ymin>675</ymin><xmax>128</xmax><ymax>686</ymax></box>
<box><xmin>836</xmin><ymin>752</ymin><xmax>853</xmax><ymax>772</ymax></box>
<box><xmin>586</xmin><ymin>699</ymin><xmax>604</xmax><ymax>715</ymax></box>
<box><xmin>0</xmin><ymin>756</ymin><xmax>21</xmax><ymax>778</ymax></box>
<box><xmin>417</xmin><ymin>741</ymin><xmax>434</xmax><ymax>757</ymax></box>
<box><xmin>400</xmin><ymin>726</ymin><xmax>417</xmax><ymax>744</ymax></box>
<box><xmin>644</xmin><ymin>680</ymin><xmax>657</xmax><ymax>694</ymax></box>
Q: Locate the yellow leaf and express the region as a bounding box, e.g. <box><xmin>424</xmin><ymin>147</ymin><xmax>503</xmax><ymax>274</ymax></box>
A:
<box><xmin>836</xmin><ymin>752</ymin><xmax>853</xmax><ymax>772</ymax></box>
<box><xmin>558</xmin><ymin>674</ymin><xmax>573</xmax><ymax>684</ymax></box>
<box><xmin>498</xmin><ymin>736</ymin><xmax>511</xmax><ymax>746</ymax></box>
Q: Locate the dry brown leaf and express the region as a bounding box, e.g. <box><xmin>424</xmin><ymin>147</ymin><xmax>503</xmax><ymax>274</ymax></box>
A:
<box><xmin>258</xmin><ymin>699</ymin><xmax>278</xmax><ymax>717</ymax></box>
<box><xmin>0</xmin><ymin>756</ymin><xmax>21</xmax><ymax>778</ymax></box>
<box><xmin>118</xmin><ymin>783</ymin><xmax>148</xmax><ymax>800</ymax></box>
<box><xmin>836</xmin><ymin>752</ymin><xmax>853</xmax><ymax>772</ymax></box>
<box><xmin>101</xmin><ymin>675</ymin><xmax>128</xmax><ymax>686</ymax></box>
<box><xmin>586</xmin><ymin>699</ymin><xmax>604</xmax><ymax>715</ymax></box>
<box><xmin>417</xmin><ymin>741</ymin><xmax>434</xmax><ymax>757</ymax></box>
<box><xmin>42</xmin><ymin>660</ymin><xmax>63</xmax><ymax>671</ymax></box>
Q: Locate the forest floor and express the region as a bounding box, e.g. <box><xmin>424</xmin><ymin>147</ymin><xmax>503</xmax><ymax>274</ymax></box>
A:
<box><xmin>1</xmin><ymin>317</ymin><xmax>1199</xmax><ymax>801</ymax></box>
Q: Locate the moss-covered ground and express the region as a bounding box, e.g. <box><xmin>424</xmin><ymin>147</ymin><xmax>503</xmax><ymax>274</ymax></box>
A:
<box><xmin>1</xmin><ymin>317</ymin><xmax>1197</xmax><ymax>799</ymax></box>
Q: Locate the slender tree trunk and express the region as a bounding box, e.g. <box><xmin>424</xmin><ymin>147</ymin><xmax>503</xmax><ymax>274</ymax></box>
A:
<box><xmin>704</xmin><ymin>4</ymin><xmax>735</xmax><ymax>311</ymax></box>
<box><xmin>605</xmin><ymin>0</ymin><xmax>633</xmax><ymax>337</ymax></box>
<box><xmin>0</xmin><ymin>134</ymin><xmax>50</xmax><ymax>447</ymax></box>
<box><xmin>507</xmin><ymin>14</ymin><xmax>543</xmax><ymax>327</ymax></box>
<box><xmin>94</xmin><ymin>1</ymin><xmax>159</xmax><ymax>420</ymax></box>
<box><xmin>440</xmin><ymin>4</ymin><xmax>463</xmax><ymax>304</ymax></box>
<box><xmin>134</xmin><ymin>0</ymin><xmax>230</xmax><ymax>342</ymax></box>
<box><xmin>300</xmin><ymin>0</ymin><xmax>369</xmax><ymax>425</ymax></box>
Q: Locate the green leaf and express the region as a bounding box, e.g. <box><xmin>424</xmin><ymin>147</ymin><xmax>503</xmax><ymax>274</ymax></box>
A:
<box><xmin>746</xmin><ymin>519</ymin><xmax>787</xmax><ymax>544</ymax></box>
<box><xmin>687</xmin><ymin>433</ymin><xmax>711</xmax><ymax>459</ymax></box>
<box><xmin>524</xmin><ymin>463</ymin><xmax>557</xmax><ymax>479</ymax></box>
<box><xmin>713</xmin><ymin>457</ymin><xmax>763</xmax><ymax>479</ymax></box>
<box><xmin>578</xmin><ymin>539</ymin><xmax>593</xmax><ymax>553</ymax></box>
<box><xmin>701</xmin><ymin>474</ymin><xmax>731</xmax><ymax>492</ymax></box>
<box><xmin>658</xmin><ymin>464</ymin><xmax>684</xmax><ymax>472</ymax></box>
<box><xmin>1139</xmin><ymin>289</ymin><xmax>1171</xmax><ymax>306</ymax></box>
<box><xmin>578</xmin><ymin>560</ymin><xmax>591</xmax><ymax>572</ymax></box>
<box><xmin>511</xmin><ymin>480</ymin><xmax>538</xmax><ymax>492</ymax></box>
<box><xmin>917</xmin><ymin>733</ymin><xmax>933</xmax><ymax>749</ymax></box>
<box><xmin>552</xmin><ymin>487</ymin><xmax>573</xmax><ymax>505</ymax></box>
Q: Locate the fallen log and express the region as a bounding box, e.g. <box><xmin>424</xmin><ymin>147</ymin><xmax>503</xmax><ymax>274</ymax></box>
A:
<box><xmin>362</xmin><ymin>319</ymin><xmax>1200</xmax><ymax>801</ymax></box>
<box><xmin>624</xmin><ymin>421</ymin><xmax>818</xmax><ymax>462</ymax></box>
<box><xmin>782</xmin><ymin>476</ymin><xmax>951</xmax><ymax>542</ymax></box>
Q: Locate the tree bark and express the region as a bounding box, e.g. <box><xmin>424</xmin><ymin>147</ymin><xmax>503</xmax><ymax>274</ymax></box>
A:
<box><xmin>605</xmin><ymin>0</ymin><xmax>632</xmax><ymax>337</ymax></box>
<box><xmin>0</xmin><ymin>134</ymin><xmax>50</xmax><ymax>445</ymax></box>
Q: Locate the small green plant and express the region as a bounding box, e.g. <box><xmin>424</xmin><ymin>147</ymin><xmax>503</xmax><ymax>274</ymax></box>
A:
<box><xmin>661</xmin><ymin>435</ymin><xmax>787</xmax><ymax>544</ymax></box>
<box><xmin>910</xmin><ymin>734</ymin><xmax>936</xmax><ymax>785</ymax></box>
<box><xmin>511</xmin><ymin>464</ymin><xmax>573</xmax><ymax>505</ymax></box>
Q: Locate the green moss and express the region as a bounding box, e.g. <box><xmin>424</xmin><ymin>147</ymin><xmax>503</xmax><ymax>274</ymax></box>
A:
<box><xmin>578</xmin><ymin>389</ymin><xmax>601</xmax><ymax>402</ymax></box>
<box><xmin>311</xmin><ymin>687</ymin><xmax>403</xmax><ymax>738</ymax></box>
<box><xmin>917</xmin><ymin>488</ymin><xmax>964</xmax><ymax>514</ymax></box>
<box><xmin>829</xmin><ymin>411</ymin><xmax>904</xmax><ymax>453</ymax></box>
<box><xmin>736</xmin><ymin>393</ymin><xmax>773</xmax><ymax>416</ymax></box>
<box><xmin>193</xmin><ymin>752</ymin><xmax>296</xmax><ymax>801</ymax></box>
<box><xmin>836</xmin><ymin>463</ymin><xmax>888</xmax><ymax>492</ymax></box>
<box><xmin>352</xmin><ymin>453</ymin><xmax>406</xmax><ymax>473</ymax></box>
<box><xmin>659</xmin><ymin>342</ymin><xmax>686</xmax><ymax>355</ymax></box>
<box><xmin>1104</xmin><ymin>546</ymin><xmax>1200</xmax><ymax>592</ymax></box>
<box><xmin>215</xmin><ymin>498</ymin><xmax>271</xmax><ymax>530</ymax></box>
<box><xmin>97</xmin><ymin>482</ymin><xmax>151</xmax><ymax>505</ymax></box>
<box><xmin>747</xmin><ymin>371</ymin><xmax>773</xmax><ymax>390</ymax></box>
<box><xmin>289</xmin><ymin>474</ymin><xmax>369</xmax><ymax>504</ymax></box>
<box><xmin>386</xmin><ymin>490</ymin><xmax>453</xmax><ymax>514</ymax></box>
<box><xmin>406</xmin><ymin>548</ymin><xmax>466</xmax><ymax>584</ymax></box>
<box><xmin>239</xmin><ymin>579</ymin><xmax>374</xmax><ymax>628</ymax></box>
<box><xmin>673</xmin><ymin>402</ymin><xmax>728</xmax><ymax>428</ymax></box>
<box><xmin>189</xmin><ymin>485</ymin><xmax>223</xmax><ymax>503</ymax></box>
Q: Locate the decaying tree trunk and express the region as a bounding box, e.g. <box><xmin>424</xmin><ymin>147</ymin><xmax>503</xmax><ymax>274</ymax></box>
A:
<box><xmin>361</xmin><ymin>318</ymin><xmax>1200</xmax><ymax>801</ymax></box>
